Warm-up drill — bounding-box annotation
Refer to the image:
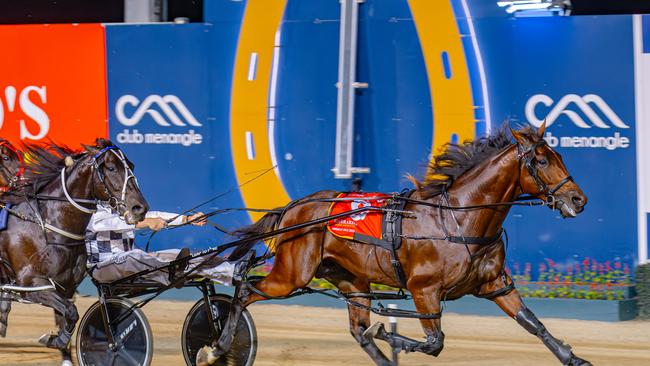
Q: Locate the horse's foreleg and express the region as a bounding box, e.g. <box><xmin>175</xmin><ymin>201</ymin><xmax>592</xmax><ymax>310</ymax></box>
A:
<box><xmin>53</xmin><ymin>310</ymin><xmax>73</xmax><ymax>366</ymax></box>
<box><xmin>0</xmin><ymin>299</ymin><xmax>11</xmax><ymax>337</ymax></box>
<box><xmin>25</xmin><ymin>291</ymin><xmax>78</xmax><ymax>351</ymax></box>
<box><xmin>483</xmin><ymin>277</ymin><xmax>592</xmax><ymax>366</ymax></box>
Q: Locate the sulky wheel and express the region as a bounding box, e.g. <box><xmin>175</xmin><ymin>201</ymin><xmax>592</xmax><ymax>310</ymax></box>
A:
<box><xmin>182</xmin><ymin>294</ymin><xmax>257</xmax><ymax>366</ymax></box>
<box><xmin>76</xmin><ymin>298</ymin><xmax>153</xmax><ymax>366</ymax></box>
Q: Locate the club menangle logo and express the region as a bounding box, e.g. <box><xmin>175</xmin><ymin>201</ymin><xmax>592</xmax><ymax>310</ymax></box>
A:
<box><xmin>525</xmin><ymin>94</ymin><xmax>629</xmax><ymax>129</ymax></box>
<box><xmin>115</xmin><ymin>94</ymin><xmax>202</xmax><ymax>127</ymax></box>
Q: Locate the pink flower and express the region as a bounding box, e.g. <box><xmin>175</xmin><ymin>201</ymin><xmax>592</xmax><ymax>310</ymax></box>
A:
<box><xmin>614</xmin><ymin>261</ymin><xmax>622</xmax><ymax>270</ymax></box>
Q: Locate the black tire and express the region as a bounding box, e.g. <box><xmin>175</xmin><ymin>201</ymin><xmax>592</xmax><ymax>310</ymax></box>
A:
<box><xmin>181</xmin><ymin>294</ymin><xmax>257</xmax><ymax>366</ymax></box>
<box><xmin>76</xmin><ymin>298</ymin><xmax>154</xmax><ymax>366</ymax></box>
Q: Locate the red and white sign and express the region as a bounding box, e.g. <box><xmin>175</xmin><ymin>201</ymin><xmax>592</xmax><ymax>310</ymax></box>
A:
<box><xmin>0</xmin><ymin>24</ymin><xmax>108</xmax><ymax>146</ymax></box>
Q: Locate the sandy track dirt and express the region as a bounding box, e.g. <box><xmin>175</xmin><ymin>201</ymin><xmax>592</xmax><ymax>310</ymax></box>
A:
<box><xmin>0</xmin><ymin>296</ymin><xmax>648</xmax><ymax>365</ymax></box>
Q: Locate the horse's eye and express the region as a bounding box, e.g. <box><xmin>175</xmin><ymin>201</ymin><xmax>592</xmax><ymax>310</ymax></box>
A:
<box><xmin>537</xmin><ymin>158</ymin><xmax>548</xmax><ymax>166</ymax></box>
<box><xmin>106</xmin><ymin>165</ymin><xmax>116</xmax><ymax>172</ymax></box>
<box><xmin>2</xmin><ymin>156</ymin><xmax>8</xmax><ymax>161</ymax></box>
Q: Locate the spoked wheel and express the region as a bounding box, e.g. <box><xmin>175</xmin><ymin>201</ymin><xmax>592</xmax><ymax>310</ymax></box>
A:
<box><xmin>182</xmin><ymin>294</ymin><xmax>257</xmax><ymax>366</ymax></box>
<box><xmin>76</xmin><ymin>298</ymin><xmax>154</xmax><ymax>366</ymax></box>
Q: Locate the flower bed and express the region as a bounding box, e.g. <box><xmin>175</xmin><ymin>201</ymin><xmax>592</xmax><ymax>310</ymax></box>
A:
<box><xmin>510</xmin><ymin>257</ymin><xmax>633</xmax><ymax>300</ymax></box>
<box><xmin>251</xmin><ymin>257</ymin><xmax>635</xmax><ymax>301</ymax></box>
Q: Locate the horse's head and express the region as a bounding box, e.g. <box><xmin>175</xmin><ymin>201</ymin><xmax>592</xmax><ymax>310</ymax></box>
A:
<box><xmin>511</xmin><ymin>123</ymin><xmax>587</xmax><ymax>218</ymax></box>
<box><xmin>84</xmin><ymin>139</ymin><xmax>149</xmax><ymax>224</ymax></box>
<box><xmin>0</xmin><ymin>139</ymin><xmax>23</xmax><ymax>191</ymax></box>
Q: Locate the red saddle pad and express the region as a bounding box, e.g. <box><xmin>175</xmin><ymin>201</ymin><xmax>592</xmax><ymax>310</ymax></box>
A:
<box><xmin>327</xmin><ymin>192</ymin><xmax>390</xmax><ymax>241</ymax></box>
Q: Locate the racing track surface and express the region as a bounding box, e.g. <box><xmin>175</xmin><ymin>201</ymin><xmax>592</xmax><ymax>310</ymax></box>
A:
<box><xmin>0</xmin><ymin>297</ymin><xmax>648</xmax><ymax>365</ymax></box>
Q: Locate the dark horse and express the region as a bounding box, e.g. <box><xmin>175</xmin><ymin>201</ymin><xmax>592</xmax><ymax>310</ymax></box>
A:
<box><xmin>0</xmin><ymin>138</ymin><xmax>24</xmax><ymax>191</ymax></box>
<box><xmin>199</xmin><ymin>124</ymin><xmax>591</xmax><ymax>366</ymax></box>
<box><xmin>0</xmin><ymin>139</ymin><xmax>148</xmax><ymax>364</ymax></box>
<box><xmin>0</xmin><ymin>138</ymin><xmax>26</xmax><ymax>337</ymax></box>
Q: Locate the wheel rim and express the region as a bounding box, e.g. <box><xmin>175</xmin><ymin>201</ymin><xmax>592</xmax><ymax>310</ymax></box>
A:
<box><xmin>78</xmin><ymin>300</ymin><xmax>151</xmax><ymax>366</ymax></box>
<box><xmin>183</xmin><ymin>297</ymin><xmax>256</xmax><ymax>366</ymax></box>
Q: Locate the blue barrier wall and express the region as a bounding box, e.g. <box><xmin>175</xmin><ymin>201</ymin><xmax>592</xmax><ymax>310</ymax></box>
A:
<box><xmin>102</xmin><ymin>0</ymin><xmax>641</xmax><ymax>273</ymax></box>
<box><xmin>106</xmin><ymin>21</ymin><xmax>249</xmax><ymax>250</ymax></box>
<box><xmin>471</xmin><ymin>12</ymin><xmax>638</xmax><ymax>268</ymax></box>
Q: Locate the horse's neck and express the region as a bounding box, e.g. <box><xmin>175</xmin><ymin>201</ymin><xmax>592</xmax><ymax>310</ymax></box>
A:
<box><xmin>39</xmin><ymin>162</ymin><xmax>95</xmax><ymax>232</ymax></box>
<box><xmin>445</xmin><ymin>145</ymin><xmax>520</xmax><ymax>237</ymax></box>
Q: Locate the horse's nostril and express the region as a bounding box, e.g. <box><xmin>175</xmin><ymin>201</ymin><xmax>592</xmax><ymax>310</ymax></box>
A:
<box><xmin>572</xmin><ymin>196</ymin><xmax>583</xmax><ymax>206</ymax></box>
<box><xmin>131</xmin><ymin>205</ymin><xmax>145</xmax><ymax>215</ymax></box>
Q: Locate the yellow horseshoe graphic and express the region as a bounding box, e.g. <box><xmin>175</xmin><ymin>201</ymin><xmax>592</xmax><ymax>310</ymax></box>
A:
<box><xmin>230</xmin><ymin>0</ymin><xmax>290</xmax><ymax>221</ymax></box>
<box><xmin>408</xmin><ymin>0</ymin><xmax>476</xmax><ymax>161</ymax></box>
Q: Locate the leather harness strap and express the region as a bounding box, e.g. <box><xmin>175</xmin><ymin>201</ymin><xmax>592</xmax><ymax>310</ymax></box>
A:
<box><xmin>474</xmin><ymin>272</ymin><xmax>516</xmax><ymax>299</ymax></box>
<box><xmin>381</xmin><ymin>189</ymin><xmax>412</xmax><ymax>288</ymax></box>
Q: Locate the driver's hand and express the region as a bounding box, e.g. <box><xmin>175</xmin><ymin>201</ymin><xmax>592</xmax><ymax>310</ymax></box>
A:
<box><xmin>146</xmin><ymin>217</ymin><xmax>167</xmax><ymax>231</ymax></box>
<box><xmin>185</xmin><ymin>212</ymin><xmax>207</xmax><ymax>227</ymax></box>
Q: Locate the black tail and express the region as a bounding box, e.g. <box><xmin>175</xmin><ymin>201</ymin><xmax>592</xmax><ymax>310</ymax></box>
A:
<box><xmin>229</xmin><ymin>209</ymin><xmax>283</xmax><ymax>260</ymax></box>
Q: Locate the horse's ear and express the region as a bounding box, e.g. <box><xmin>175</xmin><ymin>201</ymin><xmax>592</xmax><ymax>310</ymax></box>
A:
<box><xmin>82</xmin><ymin>143</ymin><xmax>98</xmax><ymax>153</ymax></box>
<box><xmin>510</xmin><ymin>127</ymin><xmax>528</xmax><ymax>146</ymax></box>
<box><xmin>537</xmin><ymin>119</ymin><xmax>547</xmax><ymax>137</ymax></box>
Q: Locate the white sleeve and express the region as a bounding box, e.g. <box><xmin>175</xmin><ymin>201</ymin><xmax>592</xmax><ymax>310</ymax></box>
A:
<box><xmin>145</xmin><ymin>211</ymin><xmax>185</xmax><ymax>226</ymax></box>
<box><xmin>87</xmin><ymin>210</ymin><xmax>135</xmax><ymax>233</ymax></box>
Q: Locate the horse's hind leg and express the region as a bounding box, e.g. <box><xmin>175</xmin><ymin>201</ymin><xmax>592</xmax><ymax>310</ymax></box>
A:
<box><xmin>0</xmin><ymin>299</ymin><xmax>10</xmax><ymax>337</ymax></box>
<box><xmin>25</xmin><ymin>291</ymin><xmax>78</xmax><ymax>350</ymax></box>
<box><xmin>481</xmin><ymin>275</ymin><xmax>591</xmax><ymax>365</ymax></box>
<box><xmin>197</xmin><ymin>237</ymin><xmax>323</xmax><ymax>366</ymax></box>
<box><xmin>364</xmin><ymin>284</ymin><xmax>444</xmax><ymax>357</ymax></box>
<box><xmin>322</xmin><ymin>265</ymin><xmax>392</xmax><ymax>366</ymax></box>
<box><xmin>54</xmin><ymin>310</ymin><xmax>73</xmax><ymax>366</ymax></box>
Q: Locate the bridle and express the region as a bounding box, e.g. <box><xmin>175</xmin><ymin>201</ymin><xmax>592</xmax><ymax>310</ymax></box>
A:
<box><xmin>61</xmin><ymin>145</ymin><xmax>139</xmax><ymax>214</ymax></box>
<box><xmin>516</xmin><ymin>139</ymin><xmax>574</xmax><ymax>209</ymax></box>
<box><xmin>7</xmin><ymin>145</ymin><xmax>141</xmax><ymax>242</ymax></box>
<box><xmin>0</xmin><ymin>140</ymin><xmax>25</xmax><ymax>192</ymax></box>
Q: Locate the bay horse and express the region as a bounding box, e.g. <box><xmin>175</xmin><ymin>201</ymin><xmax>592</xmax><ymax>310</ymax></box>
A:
<box><xmin>199</xmin><ymin>123</ymin><xmax>591</xmax><ymax>366</ymax></box>
<box><xmin>0</xmin><ymin>139</ymin><xmax>148</xmax><ymax>365</ymax></box>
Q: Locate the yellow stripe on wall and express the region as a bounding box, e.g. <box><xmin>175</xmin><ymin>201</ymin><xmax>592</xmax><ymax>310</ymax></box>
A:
<box><xmin>408</xmin><ymin>0</ymin><xmax>476</xmax><ymax>160</ymax></box>
<box><xmin>230</xmin><ymin>0</ymin><xmax>290</xmax><ymax>221</ymax></box>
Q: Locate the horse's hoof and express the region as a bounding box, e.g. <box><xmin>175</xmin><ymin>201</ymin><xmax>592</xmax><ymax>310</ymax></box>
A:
<box><xmin>566</xmin><ymin>357</ymin><xmax>592</xmax><ymax>366</ymax></box>
<box><xmin>0</xmin><ymin>323</ymin><xmax>7</xmax><ymax>338</ymax></box>
<box><xmin>362</xmin><ymin>322</ymin><xmax>384</xmax><ymax>339</ymax></box>
<box><xmin>38</xmin><ymin>333</ymin><xmax>56</xmax><ymax>348</ymax></box>
<box><xmin>196</xmin><ymin>345</ymin><xmax>219</xmax><ymax>366</ymax></box>
<box><xmin>38</xmin><ymin>332</ymin><xmax>70</xmax><ymax>350</ymax></box>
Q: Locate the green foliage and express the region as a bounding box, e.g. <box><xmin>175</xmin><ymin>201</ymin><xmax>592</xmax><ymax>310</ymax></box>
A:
<box><xmin>636</xmin><ymin>263</ymin><xmax>650</xmax><ymax>319</ymax></box>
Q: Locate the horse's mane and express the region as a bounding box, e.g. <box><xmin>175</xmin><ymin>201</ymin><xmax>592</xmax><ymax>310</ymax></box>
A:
<box><xmin>410</xmin><ymin>125</ymin><xmax>540</xmax><ymax>199</ymax></box>
<box><xmin>4</xmin><ymin>138</ymin><xmax>115</xmax><ymax>201</ymax></box>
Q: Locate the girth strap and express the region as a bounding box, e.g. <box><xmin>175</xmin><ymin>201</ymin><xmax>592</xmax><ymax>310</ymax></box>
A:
<box><xmin>446</xmin><ymin>228</ymin><xmax>504</xmax><ymax>245</ymax></box>
<box><xmin>384</xmin><ymin>189</ymin><xmax>413</xmax><ymax>288</ymax></box>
